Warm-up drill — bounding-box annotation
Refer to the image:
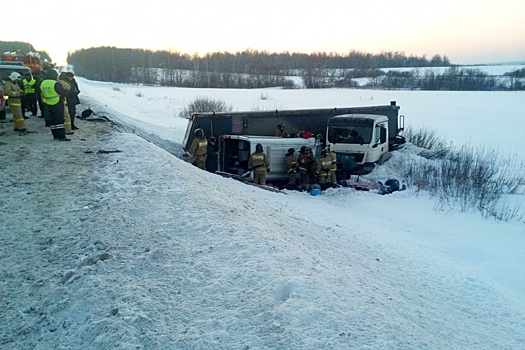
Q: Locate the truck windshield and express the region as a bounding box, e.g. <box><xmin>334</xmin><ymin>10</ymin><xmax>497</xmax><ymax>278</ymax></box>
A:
<box><xmin>328</xmin><ymin>125</ymin><xmax>372</xmax><ymax>144</ymax></box>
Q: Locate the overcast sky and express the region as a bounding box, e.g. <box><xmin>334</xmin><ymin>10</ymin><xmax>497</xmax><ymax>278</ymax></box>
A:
<box><xmin>8</xmin><ymin>0</ymin><xmax>525</xmax><ymax>65</ymax></box>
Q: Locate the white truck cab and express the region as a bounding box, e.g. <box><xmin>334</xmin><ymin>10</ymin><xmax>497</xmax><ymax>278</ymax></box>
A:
<box><xmin>327</xmin><ymin>114</ymin><xmax>390</xmax><ymax>174</ymax></box>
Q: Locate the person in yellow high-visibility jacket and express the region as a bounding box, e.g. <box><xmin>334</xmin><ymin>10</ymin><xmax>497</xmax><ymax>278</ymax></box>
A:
<box><xmin>22</xmin><ymin>72</ymin><xmax>38</xmax><ymax>116</ymax></box>
<box><xmin>40</xmin><ymin>69</ymin><xmax>69</xmax><ymax>141</ymax></box>
<box><xmin>3</xmin><ymin>72</ymin><xmax>29</xmax><ymax>135</ymax></box>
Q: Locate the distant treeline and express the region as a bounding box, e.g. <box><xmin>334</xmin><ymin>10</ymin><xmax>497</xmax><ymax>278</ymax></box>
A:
<box><xmin>5</xmin><ymin>42</ymin><xmax>521</xmax><ymax>91</ymax></box>
<box><xmin>67</xmin><ymin>47</ymin><xmax>524</xmax><ymax>90</ymax></box>
<box><xmin>345</xmin><ymin>67</ymin><xmax>525</xmax><ymax>91</ymax></box>
<box><xmin>67</xmin><ymin>46</ymin><xmax>452</xmax><ymax>88</ymax></box>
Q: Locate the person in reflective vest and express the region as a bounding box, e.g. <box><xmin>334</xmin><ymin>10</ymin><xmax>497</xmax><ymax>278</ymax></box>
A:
<box><xmin>40</xmin><ymin>69</ymin><xmax>70</xmax><ymax>141</ymax></box>
<box><xmin>22</xmin><ymin>72</ymin><xmax>38</xmax><ymax>116</ymax></box>
<box><xmin>3</xmin><ymin>72</ymin><xmax>29</xmax><ymax>134</ymax></box>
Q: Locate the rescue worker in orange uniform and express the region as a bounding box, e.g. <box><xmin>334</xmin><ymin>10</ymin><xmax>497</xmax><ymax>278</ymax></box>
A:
<box><xmin>3</xmin><ymin>72</ymin><xmax>29</xmax><ymax>135</ymax></box>
<box><xmin>185</xmin><ymin>128</ymin><xmax>208</xmax><ymax>169</ymax></box>
<box><xmin>248</xmin><ymin>143</ymin><xmax>270</xmax><ymax>185</ymax></box>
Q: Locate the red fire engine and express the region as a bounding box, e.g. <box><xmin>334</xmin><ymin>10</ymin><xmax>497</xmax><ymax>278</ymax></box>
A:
<box><xmin>1</xmin><ymin>51</ymin><xmax>50</xmax><ymax>72</ymax></box>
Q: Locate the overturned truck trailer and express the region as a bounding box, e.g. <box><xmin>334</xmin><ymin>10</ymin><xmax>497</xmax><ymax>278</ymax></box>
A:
<box><xmin>183</xmin><ymin>102</ymin><xmax>405</xmax><ymax>177</ymax></box>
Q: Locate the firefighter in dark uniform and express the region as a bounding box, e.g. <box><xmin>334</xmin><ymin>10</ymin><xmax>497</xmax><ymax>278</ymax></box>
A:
<box><xmin>205</xmin><ymin>137</ymin><xmax>219</xmax><ymax>173</ymax></box>
<box><xmin>275</xmin><ymin>123</ymin><xmax>288</xmax><ymax>137</ymax></box>
<box><xmin>33</xmin><ymin>69</ymin><xmax>45</xmax><ymax>118</ymax></box>
<box><xmin>186</xmin><ymin>128</ymin><xmax>208</xmax><ymax>169</ymax></box>
<box><xmin>40</xmin><ymin>69</ymin><xmax>69</xmax><ymax>141</ymax></box>
<box><xmin>305</xmin><ymin>147</ymin><xmax>318</xmax><ymax>185</ymax></box>
<box><xmin>284</xmin><ymin>148</ymin><xmax>297</xmax><ymax>186</ymax></box>
<box><xmin>248</xmin><ymin>143</ymin><xmax>270</xmax><ymax>185</ymax></box>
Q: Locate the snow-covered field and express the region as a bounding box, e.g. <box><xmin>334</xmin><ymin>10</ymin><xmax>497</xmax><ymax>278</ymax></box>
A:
<box><xmin>1</xmin><ymin>77</ymin><xmax>524</xmax><ymax>349</ymax></box>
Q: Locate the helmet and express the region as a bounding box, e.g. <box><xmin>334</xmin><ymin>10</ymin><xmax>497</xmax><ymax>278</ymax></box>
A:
<box><xmin>8</xmin><ymin>72</ymin><xmax>21</xmax><ymax>81</ymax></box>
<box><xmin>209</xmin><ymin>137</ymin><xmax>216</xmax><ymax>142</ymax></box>
<box><xmin>255</xmin><ymin>143</ymin><xmax>263</xmax><ymax>152</ymax></box>
<box><xmin>300</xmin><ymin>146</ymin><xmax>306</xmax><ymax>153</ymax></box>
<box><xmin>287</xmin><ymin>148</ymin><xmax>295</xmax><ymax>155</ymax></box>
<box><xmin>321</xmin><ymin>149</ymin><xmax>327</xmax><ymax>157</ymax></box>
<box><xmin>277</xmin><ymin>123</ymin><xmax>285</xmax><ymax>129</ymax></box>
<box><xmin>45</xmin><ymin>69</ymin><xmax>58</xmax><ymax>80</ymax></box>
<box><xmin>194</xmin><ymin>128</ymin><xmax>204</xmax><ymax>138</ymax></box>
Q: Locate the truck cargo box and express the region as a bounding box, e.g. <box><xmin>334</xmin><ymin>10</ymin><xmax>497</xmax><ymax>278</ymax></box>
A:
<box><xmin>183</xmin><ymin>103</ymin><xmax>401</xmax><ymax>153</ymax></box>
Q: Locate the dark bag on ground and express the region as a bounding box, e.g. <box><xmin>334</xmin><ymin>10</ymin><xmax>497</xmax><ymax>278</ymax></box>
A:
<box><xmin>378</xmin><ymin>179</ymin><xmax>400</xmax><ymax>195</ymax></box>
<box><xmin>80</xmin><ymin>108</ymin><xmax>94</xmax><ymax>119</ymax></box>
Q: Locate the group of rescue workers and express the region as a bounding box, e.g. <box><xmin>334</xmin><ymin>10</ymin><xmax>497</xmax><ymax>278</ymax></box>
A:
<box><xmin>278</xmin><ymin>122</ymin><xmax>339</xmax><ymax>190</ymax></box>
<box><xmin>2</xmin><ymin>66</ymin><xmax>80</xmax><ymax>141</ymax></box>
<box><xmin>184</xmin><ymin>125</ymin><xmax>340</xmax><ymax>191</ymax></box>
<box><xmin>284</xmin><ymin>145</ymin><xmax>338</xmax><ymax>190</ymax></box>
